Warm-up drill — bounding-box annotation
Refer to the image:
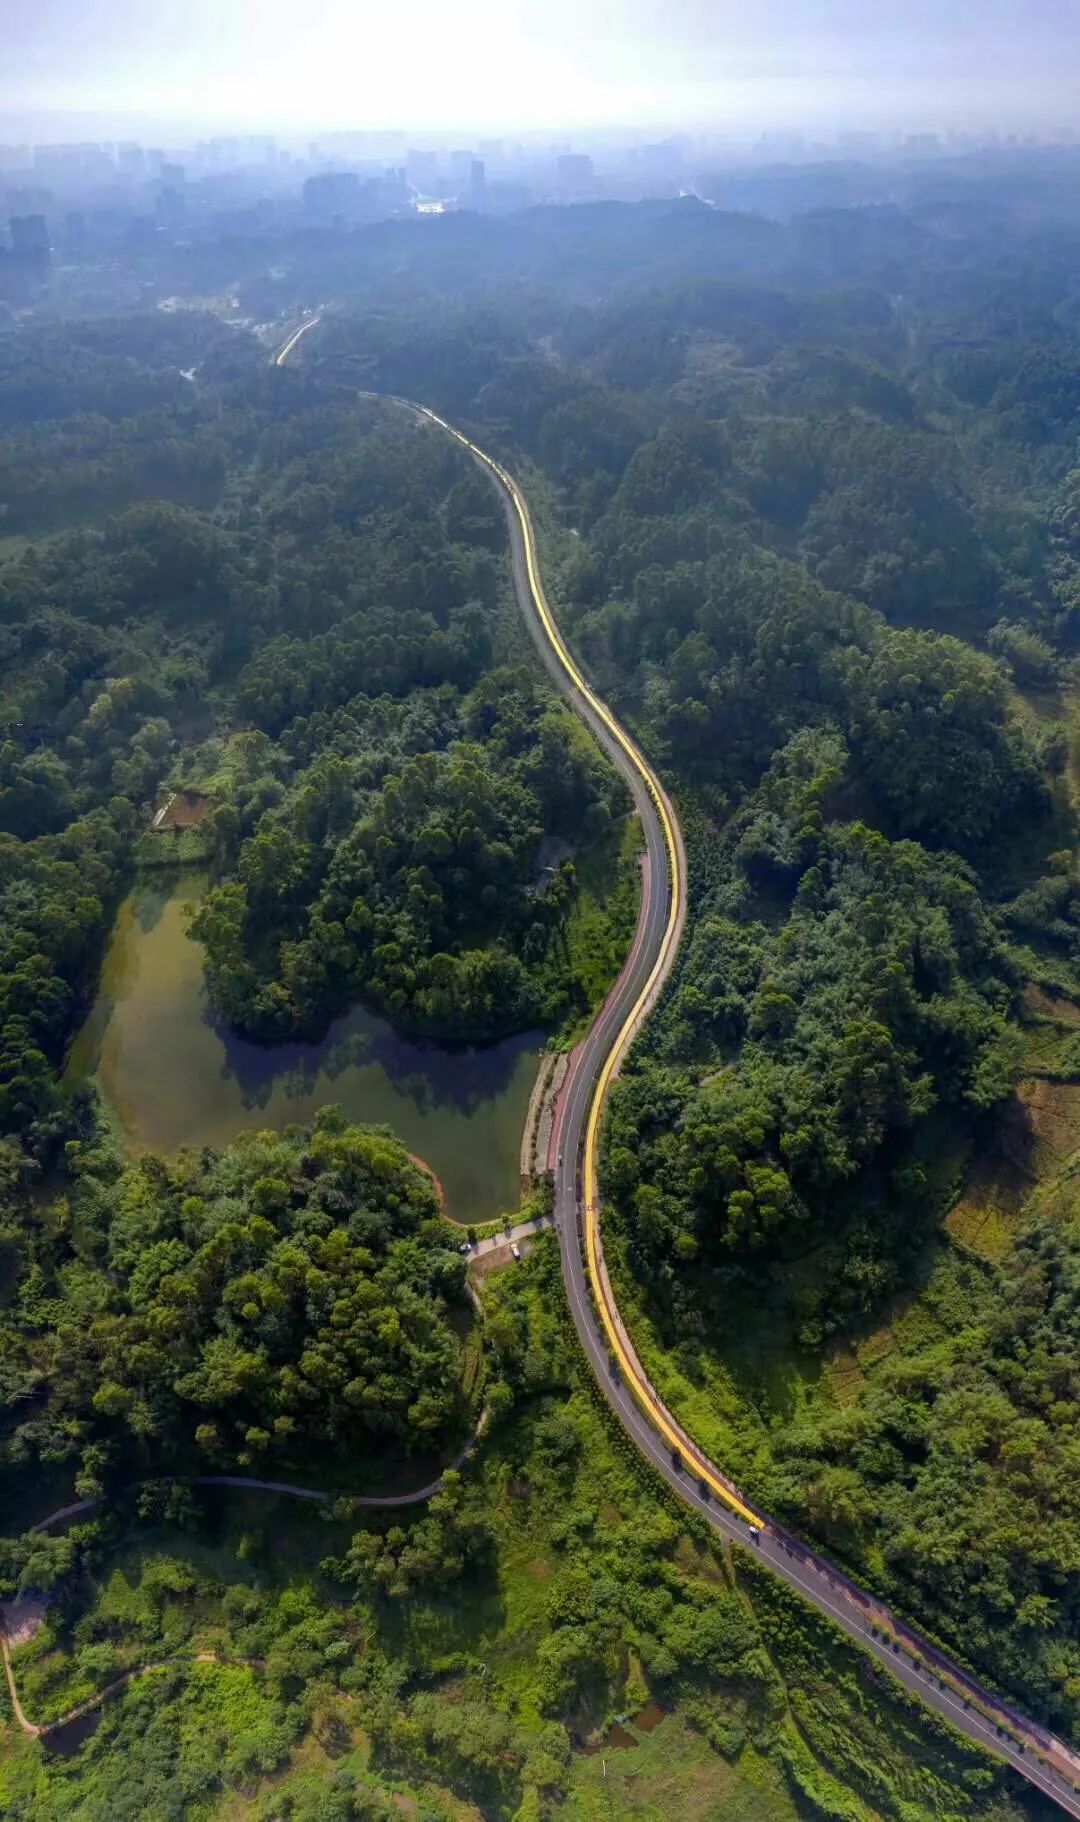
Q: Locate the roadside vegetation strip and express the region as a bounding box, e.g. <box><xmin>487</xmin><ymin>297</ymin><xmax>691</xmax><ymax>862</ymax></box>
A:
<box><xmin>520</xmin><ymin>1049</ymin><xmax>557</xmax><ymax>1183</ymax></box>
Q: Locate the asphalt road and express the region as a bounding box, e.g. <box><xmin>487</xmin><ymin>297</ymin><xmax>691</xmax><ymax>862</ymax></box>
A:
<box><xmin>272</xmin><ymin>327</ymin><xmax>1080</xmax><ymax>1818</ymax></box>
<box><xmin>458</xmin><ymin>415</ymin><xmax>1080</xmax><ymax>1821</ymax></box>
<box><xmin>272</xmin><ymin>315</ymin><xmax>320</xmax><ymax>365</ymax></box>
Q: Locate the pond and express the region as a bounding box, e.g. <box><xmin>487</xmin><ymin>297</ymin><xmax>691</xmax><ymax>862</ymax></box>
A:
<box><xmin>66</xmin><ymin>871</ymin><xmax>543</xmax><ymax>1224</ymax></box>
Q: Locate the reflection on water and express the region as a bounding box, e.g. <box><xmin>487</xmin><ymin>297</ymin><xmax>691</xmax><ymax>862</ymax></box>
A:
<box><xmin>67</xmin><ymin>871</ymin><xmax>542</xmax><ymax>1224</ymax></box>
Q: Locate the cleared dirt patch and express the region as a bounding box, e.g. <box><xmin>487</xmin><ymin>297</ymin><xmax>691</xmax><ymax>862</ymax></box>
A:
<box><xmin>1022</xmin><ymin>984</ymin><xmax>1080</xmax><ymax>1028</ymax></box>
<box><xmin>407</xmin><ymin>1152</ymin><xmax>446</xmax><ymax>1213</ymax></box>
<box><xmin>469</xmin><ymin>1237</ymin><xmax>532</xmax><ymax>1280</ymax></box>
<box><xmin>821</xmin><ymin>1343</ymin><xmax>866</xmax><ymax>1405</ymax></box>
<box><xmin>151</xmin><ymin>791</ymin><xmax>208</xmax><ymax>831</ymax></box>
<box><xmin>946</xmin><ymin>1148</ymin><xmax>1034</xmax><ymax>1262</ymax></box>
<box><xmin>1018</xmin><ymin>1078</ymin><xmax>1080</xmax><ymax>1173</ymax></box>
<box><xmin>944</xmin><ymin>1075</ymin><xmax>1080</xmax><ymax>1258</ymax></box>
<box><xmin>1</xmin><ymin>1595</ymin><xmax>48</xmax><ymax>1647</ymax></box>
<box><xmin>582</xmin><ymin>1722</ymin><xmax>636</xmax><ymax>1754</ymax></box>
<box><xmin>633</xmin><ymin>1698</ymin><xmax>668</xmax><ymax>1734</ymax></box>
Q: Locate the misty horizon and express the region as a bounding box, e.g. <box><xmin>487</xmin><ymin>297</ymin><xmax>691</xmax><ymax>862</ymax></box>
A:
<box><xmin>2</xmin><ymin>0</ymin><xmax>1078</xmax><ymax>142</ymax></box>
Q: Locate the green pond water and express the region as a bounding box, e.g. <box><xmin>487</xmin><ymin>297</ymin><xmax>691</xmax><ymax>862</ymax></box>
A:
<box><xmin>67</xmin><ymin>871</ymin><xmax>542</xmax><ymax>1224</ymax></box>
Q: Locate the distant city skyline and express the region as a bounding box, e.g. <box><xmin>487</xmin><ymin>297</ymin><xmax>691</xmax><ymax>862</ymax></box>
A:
<box><xmin>2</xmin><ymin>0</ymin><xmax>1077</xmax><ymax>139</ymax></box>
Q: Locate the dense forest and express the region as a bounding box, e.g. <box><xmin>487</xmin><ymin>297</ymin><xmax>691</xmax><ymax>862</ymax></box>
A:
<box><xmin>1</xmin><ymin>160</ymin><xmax>1078</xmax><ymax>1814</ymax></box>
<box><xmin>0</xmin><ymin>1114</ymin><xmax>472</xmax><ymax>1535</ymax></box>
<box><xmin>296</xmin><ymin>182</ymin><xmax>1080</xmax><ymax>1736</ymax></box>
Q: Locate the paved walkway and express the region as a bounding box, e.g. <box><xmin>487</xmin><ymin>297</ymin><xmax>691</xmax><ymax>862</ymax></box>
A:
<box><xmin>467</xmin><ymin>1211</ymin><xmax>554</xmax><ymax>1263</ymax></box>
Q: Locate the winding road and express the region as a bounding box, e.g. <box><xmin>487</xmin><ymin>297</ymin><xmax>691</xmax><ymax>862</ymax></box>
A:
<box><xmin>357</xmin><ymin>375</ymin><xmax>1080</xmax><ymax>1814</ymax></box>
<box><xmin>9</xmin><ymin>319</ymin><xmax>1067</xmax><ymax>1805</ymax></box>
<box><xmin>268</xmin><ymin>316</ymin><xmax>1080</xmax><ymax>1813</ymax></box>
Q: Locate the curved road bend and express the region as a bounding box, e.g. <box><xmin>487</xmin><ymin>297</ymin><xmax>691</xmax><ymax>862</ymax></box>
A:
<box><xmin>277</xmin><ymin>332</ymin><xmax>1080</xmax><ymax>1814</ymax></box>
<box><xmin>272</xmin><ymin>315</ymin><xmax>321</xmax><ymax>365</ymax></box>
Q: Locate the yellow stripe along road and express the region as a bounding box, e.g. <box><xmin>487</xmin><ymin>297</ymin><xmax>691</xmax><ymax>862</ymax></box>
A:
<box><xmin>275</xmin><ymin>321</ymin><xmax>1080</xmax><ymax>1816</ymax></box>
<box><xmin>412</xmin><ymin>407</ymin><xmax>766</xmax><ymax>1523</ymax></box>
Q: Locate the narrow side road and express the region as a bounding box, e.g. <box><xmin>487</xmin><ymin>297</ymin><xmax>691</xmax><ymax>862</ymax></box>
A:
<box><xmin>1</xmin><ymin>1638</ymin><xmax>263</xmax><ymax>1741</ymax></box>
<box><xmin>468</xmin><ymin>1211</ymin><xmax>554</xmax><ymax>1262</ymax></box>
<box><xmin>27</xmin><ymin>1411</ymin><xmax>491</xmax><ymax>1539</ymax></box>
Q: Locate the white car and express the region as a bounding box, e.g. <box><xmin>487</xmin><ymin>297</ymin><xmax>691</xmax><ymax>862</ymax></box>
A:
<box><xmin>511</xmin><ymin>1242</ymin><xmax>522</xmax><ymax>1262</ymax></box>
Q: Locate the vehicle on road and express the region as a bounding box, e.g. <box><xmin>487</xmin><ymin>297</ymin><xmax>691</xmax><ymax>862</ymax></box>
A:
<box><xmin>510</xmin><ymin>1242</ymin><xmax>522</xmax><ymax>1261</ymax></box>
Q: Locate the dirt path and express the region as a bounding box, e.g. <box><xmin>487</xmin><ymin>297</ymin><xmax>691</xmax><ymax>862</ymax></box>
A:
<box><xmin>407</xmin><ymin>1152</ymin><xmax>446</xmax><ymax>1213</ymax></box>
<box><xmin>0</xmin><ymin>1635</ymin><xmax>263</xmax><ymax>1740</ymax></box>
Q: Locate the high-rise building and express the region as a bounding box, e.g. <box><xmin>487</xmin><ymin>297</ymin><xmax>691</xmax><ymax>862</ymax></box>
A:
<box><xmin>3</xmin><ymin>213</ymin><xmax>51</xmax><ymax>300</ymax></box>
<box><xmin>31</xmin><ymin>143</ymin><xmax>113</xmax><ymax>178</ymax></box>
<box><xmin>303</xmin><ymin>170</ymin><xmax>361</xmax><ymax>217</ymax></box>
<box><xmin>450</xmin><ymin>149</ymin><xmax>474</xmax><ymax>189</ymax></box>
<box><xmin>157</xmin><ymin>184</ymin><xmax>186</xmax><ymax>228</ymax></box>
<box><xmin>383</xmin><ymin>167</ymin><xmax>408</xmax><ymax>209</ymax></box>
<box><xmin>837</xmin><ymin>130</ymin><xmax>881</xmax><ymax>154</ymax></box>
<box><xmin>469</xmin><ymin>158</ymin><xmax>485</xmax><ymax>204</ymax></box>
<box><xmin>406</xmin><ymin>148</ymin><xmax>439</xmax><ymax>190</ymax></box>
<box><xmin>755</xmin><ymin>130</ymin><xmax>807</xmax><ymax>161</ymax></box>
<box><xmin>555</xmin><ymin>152</ymin><xmax>593</xmax><ymax>195</ymax></box>
<box><xmin>637</xmin><ymin>139</ymin><xmax>683</xmax><ymax>180</ymax></box>
<box><xmin>10</xmin><ymin>214</ymin><xmax>49</xmax><ymax>253</ymax></box>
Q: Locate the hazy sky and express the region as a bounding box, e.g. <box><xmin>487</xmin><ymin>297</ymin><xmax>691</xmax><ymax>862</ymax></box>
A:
<box><xmin>2</xmin><ymin>0</ymin><xmax>1078</xmax><ymax>138</ymax></box>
